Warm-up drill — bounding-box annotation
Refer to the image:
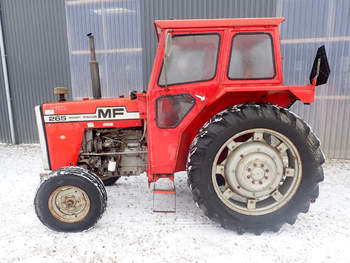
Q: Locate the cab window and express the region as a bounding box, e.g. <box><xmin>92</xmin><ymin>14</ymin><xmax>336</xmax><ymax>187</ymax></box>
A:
<box><xmin>228</xmin><ymin>33</ymin><xmax>276</xmax><ymax>80</ymax></box>
<box><xmin>158</xmin><ymin>33</ymin><xmax>220</xmax><ymax>86</ymax></box>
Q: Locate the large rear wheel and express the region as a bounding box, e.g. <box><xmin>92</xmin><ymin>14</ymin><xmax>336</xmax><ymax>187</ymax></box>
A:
<box><xmin>187</xmin><ymin>104</ymin><xmax>324</xmax><ymax>234</ymax></box>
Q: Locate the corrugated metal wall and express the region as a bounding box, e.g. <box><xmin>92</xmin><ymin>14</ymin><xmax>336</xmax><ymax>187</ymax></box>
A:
<box><xmin>65</xmin><ymin>0</ymin><xmax>143</xmax><ymax>98</ymax></box>
<box><xmin>0</xmin><ymin>0</ymin><xmax>71</xmax><ymax>143</ymax></box>
<box><xmin>140</xmin><ymin>0</ymin><xmax>276</xmax><ymax>87</ymax></box>
<box><xmin>0</xmin><ymin>52</ymin><xmax>10</xmax><ymax>143</ymax></box>
<box><xmin>278</xmin><ymin>0</ymin><xmax>350</xmax><ymax>159</ymax></box>
<box><xmin>64</xmin><ymin>0</ymin><xmax>276</xmax><ymax>95</ymax></box>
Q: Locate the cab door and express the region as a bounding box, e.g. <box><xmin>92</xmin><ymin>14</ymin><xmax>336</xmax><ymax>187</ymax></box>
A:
<box><xmin>147</xmin><ymin>30</ymin><xmax>225</xmax><ymax>177</ymax></box>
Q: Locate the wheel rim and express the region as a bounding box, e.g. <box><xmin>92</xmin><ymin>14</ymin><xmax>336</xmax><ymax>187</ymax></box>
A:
<box><xmin>48</xmin><ymin>185</ymin><xmax>90</xmax><ymax>223</ymax></box>
<box><xmin>212</xmin><ymin>128</ymin><xmax>302</xmax><ymax>216</ymax></box>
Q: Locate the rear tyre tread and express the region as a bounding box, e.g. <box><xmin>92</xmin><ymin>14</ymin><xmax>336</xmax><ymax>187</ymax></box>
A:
<box><xmin>187</xmin><ymin>104</ymin><xmax>324</xmax><ymax>234</ymax></box>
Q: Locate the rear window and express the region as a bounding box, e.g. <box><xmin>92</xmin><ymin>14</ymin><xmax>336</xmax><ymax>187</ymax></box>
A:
<box><xmin>158</xmin><ymin>34</ymin><xmax>220</xmax><ymax>86</ymax></box>
<box><xmin>228</xmin><ymin>33</ymin><xmax>276</xmax><ymax>80</ymax></box>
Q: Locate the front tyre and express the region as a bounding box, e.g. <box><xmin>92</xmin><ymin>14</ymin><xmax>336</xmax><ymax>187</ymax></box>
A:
<box><xmin>34</xmin><ymin>167</ymin><xmax>107</xmax><ymax>232</ymax></box>
<box><xmin>187</xmin><ymin>104</ymin><xmax>324</xmax><ymax>234</ymax></box>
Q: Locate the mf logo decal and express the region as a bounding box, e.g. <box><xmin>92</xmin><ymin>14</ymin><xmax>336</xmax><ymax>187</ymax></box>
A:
<box><xmin>97</xmin><ymin>107</ymin><xmax>124</xmax><ymax>118</ymax></box>
<box><xmin>44</xmin><ymin>107</ymin><xmax>140</xmax><ymax>123</ymax></box>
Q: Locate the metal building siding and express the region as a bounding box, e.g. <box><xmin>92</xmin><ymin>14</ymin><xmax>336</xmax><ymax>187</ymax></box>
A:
<box><xmin>140</xmin><ymin>0</ymin><xmax>276</xmax><ymax>88</ymax></box>
<box><xmin>279</xmin><ymin>0</ymin><xmax>350</xmax><ymax>159</ymax></box>
<box><xmin>0</xmin><ymin>57</ymin><xmax>10</xmax><ymax>143</ymax></box>
<box><xmin>0</xmin><ymin>0</ymin><xmax>71</xmax><ymax>143</ymax></box>
<box><xmin>65</xmin><ymin>0</ymin><xmax>143</xmax><ymax>98</ymax></box>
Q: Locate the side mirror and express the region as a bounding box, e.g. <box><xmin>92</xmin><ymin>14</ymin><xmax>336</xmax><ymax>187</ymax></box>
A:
<box><xmin>309</xmin><ymin>45</ymin><xmax>330</xmax><ymax>86</ymax></box>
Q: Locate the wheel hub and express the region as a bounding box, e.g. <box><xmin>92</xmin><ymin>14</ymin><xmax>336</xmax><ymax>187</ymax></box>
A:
<box><xmin>225</xmin><ymin>141</ymin><xmax>284</xmax><ymax>198</ymax></box>
<box><xmin>48</xmin><ymin>185</ymin><xmax>90</xmax><ymax>223</ymax></box>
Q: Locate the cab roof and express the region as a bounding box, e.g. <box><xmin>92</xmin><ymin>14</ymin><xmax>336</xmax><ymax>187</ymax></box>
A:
<box><xmin>154</xmin><ymin>17</ymin><xmax>285</xmax><ymax>30</ymax></box>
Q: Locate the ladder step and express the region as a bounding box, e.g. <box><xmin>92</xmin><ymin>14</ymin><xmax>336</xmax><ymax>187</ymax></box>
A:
<box><xmin>154</xmin><ymin>189</ymin><xmax>176</xmax><ymax>194</ymax></box>
<box><xmin>153</xmin><ymin>177</ymin><xmax>176</xmax><ymax>213</ymax></box>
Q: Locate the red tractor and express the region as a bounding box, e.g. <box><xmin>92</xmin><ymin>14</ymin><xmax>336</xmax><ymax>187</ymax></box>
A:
<box><xmin>34</xmin><ymin>18</ymin><xmax>330</xmax><ymax>234</ymax></box>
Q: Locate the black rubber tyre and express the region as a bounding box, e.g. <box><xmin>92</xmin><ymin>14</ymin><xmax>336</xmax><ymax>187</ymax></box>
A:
<box><xmin>34</xmin><ymin>167</ymin><xmax>107</xmax><ymax>232</ymax></box>
<box><xmin>187</xmin><ymin>104</ymin><xmax>324</xmax><ymax>234</ymax></box>
<box><xmin>101</xmin><ymin>176</ymin><xmax>121</xmax><ymax>186</ymax></box>
<box><xmin>77</xmin><ymin>163</ymin><xmax>120</xmax><ymax>186</ymax></box>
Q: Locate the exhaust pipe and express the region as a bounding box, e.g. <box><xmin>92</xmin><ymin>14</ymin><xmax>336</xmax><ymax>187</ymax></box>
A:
<box><xmin>87</xmin><ymin>33</ymin><xmax>102</xmax><ymax>99</ymax></box>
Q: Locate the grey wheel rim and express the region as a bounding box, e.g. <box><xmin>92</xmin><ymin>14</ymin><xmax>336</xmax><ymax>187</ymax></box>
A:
<box><xmin>48</xmin><ymin>185</ymin><xmax>91</xmax><ymax>223</ymax></box>
<box><xmin>212</xmin><ymin>128</ymin><xmax>302</xmax><ymax>216</ymax></box>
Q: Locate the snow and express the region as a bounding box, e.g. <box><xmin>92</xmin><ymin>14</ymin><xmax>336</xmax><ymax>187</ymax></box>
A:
<box><xmin>0</xmin><ymin>144</ymin><xmax>350</xmax><ymax>263</ymax></box>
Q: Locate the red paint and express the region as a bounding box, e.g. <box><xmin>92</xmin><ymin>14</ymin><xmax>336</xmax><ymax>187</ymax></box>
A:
<box><xmin>42</xmin><ymin>18</ymin><xmax>320</xmax><ymax>183</ymax></box>
<box><xmin>43</xmin><ymin>98</ymin><xmax>142</xmax><ymax>170</ymax></box>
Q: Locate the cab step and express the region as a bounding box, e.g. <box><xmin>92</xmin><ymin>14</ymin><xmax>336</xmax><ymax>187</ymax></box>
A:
<box><xmin>153</xmin><ymin>177</ymin><xmax>176</xmax><ymax>213</ymax></box>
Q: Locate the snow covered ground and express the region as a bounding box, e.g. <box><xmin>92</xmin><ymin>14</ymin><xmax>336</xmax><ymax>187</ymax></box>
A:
<box><xmin>0</xmin><ymin>144</ymin><xmax>349</xmax><ymax>263</ymax></box>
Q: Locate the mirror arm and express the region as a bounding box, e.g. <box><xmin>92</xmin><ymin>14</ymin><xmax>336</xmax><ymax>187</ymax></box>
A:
<box><xmin>164</xmin><ymin>55</ymin><xmax>169</xmax><ymax>91</ymax></box>
<box><xmin>163</xmin><ymin>29</ymin><xmax>173</xmax><ymax>91</ymax></box>
<box><xmin>312</xmin><ymin>58</ymin><xmax>321</xmax><ymax>86</ymax></box>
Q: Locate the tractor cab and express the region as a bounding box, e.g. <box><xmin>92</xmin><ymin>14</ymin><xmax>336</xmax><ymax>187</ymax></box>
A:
<box><xmin>146</xmin><ymin>18</ymin><xmax>328</xmax><ymax>179</ymax></box>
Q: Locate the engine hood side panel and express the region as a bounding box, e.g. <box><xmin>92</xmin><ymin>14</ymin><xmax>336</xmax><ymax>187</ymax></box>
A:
<box><xmin>42</xmin><ymin>97</ymin><xmax>143</xmax><ymax>170</ymax></box>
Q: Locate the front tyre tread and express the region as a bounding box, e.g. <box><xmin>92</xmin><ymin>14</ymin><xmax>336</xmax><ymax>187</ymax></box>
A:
<box><xmin>34</xmin><ymin>167</ymin><xmax>107</xmax><ymax>232</ymax></box>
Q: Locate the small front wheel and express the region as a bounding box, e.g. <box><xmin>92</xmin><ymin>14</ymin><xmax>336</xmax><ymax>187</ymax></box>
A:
<box><xmin>34</xmin><ymin>167</ymin><xmax>107</xmax><ymax>232</ymax></box>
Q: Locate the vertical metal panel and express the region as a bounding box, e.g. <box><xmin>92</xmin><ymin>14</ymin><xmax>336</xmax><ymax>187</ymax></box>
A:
<box><xmin>279</xmin><ymin>0</ymin><xmax>350</xmax><ymax>159</ymax></box>
<box><xmin>65</xmin><ymin>0</ymin><xmax>143</xmax><ymax>98</ymax></box>
<box><xmin>140</xmin><ymin>0</ymin><xmax>276</xmax><ymax>88</ymax></box>
<box><xmin>0</xmin><ymin>0</ymin><xmax>71</xmax><ymax>143</ymax></box>
<box><xmin>0</xmin><ymin>54</ymin><xmax>10</xmax><ymax>143</ymax></box>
